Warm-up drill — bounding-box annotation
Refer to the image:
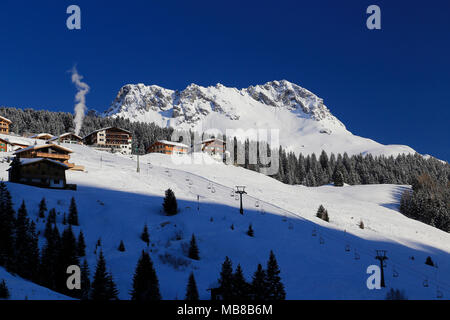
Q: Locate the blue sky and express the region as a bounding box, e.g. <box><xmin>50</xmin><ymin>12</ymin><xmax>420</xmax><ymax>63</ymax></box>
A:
<box><xmin>0</xmin><ymin>0</ymin><xmax>449</xmax><ymax>160</ymax></box>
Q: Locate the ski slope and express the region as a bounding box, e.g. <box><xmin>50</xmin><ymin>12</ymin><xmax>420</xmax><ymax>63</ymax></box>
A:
<box><xmin>0</xmin><ymin>142</ymin><xmax>449</xmax><ymax>300</ymax></box>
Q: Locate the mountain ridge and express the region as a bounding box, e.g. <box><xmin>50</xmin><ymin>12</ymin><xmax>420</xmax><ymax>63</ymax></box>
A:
<box><xmin>104</xmin><ymin>80</ymin><xmax>416</xmax><ymax>157</ymax></box>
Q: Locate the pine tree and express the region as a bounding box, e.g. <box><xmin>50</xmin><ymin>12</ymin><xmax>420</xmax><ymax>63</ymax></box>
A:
<box><xmin>316</xmin><ymin>205</ymin><xmax>329</xmax><ymax>222</ymax></box>
<box><xmin>118</xmin><ymin>240</ymin><xmax>126</xmax><ymax>252</ymax></box>
<box><xmin>265</xmin><ymin>251</ymin><xmax>286</xmax><ymax>300</ymax></box>
<box><xmin>0</xmin><ymin>183</ymin><xmax>15</xmax><ymax>270</ymax></box>
<box><xmin>38</xmin><ymin>197</ymin><xmax>47</xmax><ymax>218</ymax></box>
<box><xmin>62</xmin><ymin>213</ymin><xmax>67</xmax><ymax>225</ymax></box>
<box><xmin>233</xmin><ymin>264</ymin><xmax>249</xmax><ymax>300</ymax></box>
<box><xmin>106</xmin><ymin>273</ymin><xmax>119</xmax><ymax>300</ymax></box>
<box><xmin>47</xmin><ymin>208</ymin><xmax>56</xmax><ymax>224</ymax></box>
<box><xmin>91</xmin><ymin>251</ymin><xmax>111</xmax><ymax>300</ymax></box>
<box><xmin>141</xmin><ymin>224</ymin><xmax>150</xmax><ymax>246</ymax></box>
<box><xmin>131</xmin><ymin>251</ymin><xmax>161</xmax><ymax>300</ymax></box>
<box><xmin>334</xmin><ymin>170</ymin><xmax>344</xmax><ymax>187</ymax></box>
<box><xmin>9</xmin><ymin>156</ymin><xmax>21</xmax><ymax>182</ymax></box>
<box><xmin>39</xmin><ymin>224</ymin><xmax>61</xmax><ymax>290</ymax></box>
<box><xmin>68</xmin><ymin>197</ymin><xmax>79</xmax><ymax>226</ymax></box>
<box><xmin>77</xmin><ymin>230</ymin><xmax>86</xmax><ymax>257</ymax></box>
<box><xmin>0</xmin><ymin>279</ymin><xmax>10</xmax><ymax>299</ymax></box>
<box><xmin>218</xmin><ymin>256</ymin><xmax>234</xmax><ymax>300</ymax></box>
<box><xmin>247</xmin><ymin>224</ymin><xmax>254</xmax><ymax>237</ymax></box>
<box><xmin>80</xmin><ymin>259</ymin><xmax>91</xmax><ymax>300</ymax></box>
<box><xmin>251</xmin><ymin>263</ymin><xmax>267</xmax><ymax>300</ymax></box>
<box><xmin>188</xmin><ymin>234</ymin><xmax>200</xmax><ymax>260</ymax></box>
<box><xmin>59</xmin><ymin>225</ymin><xmax>79</xmax><ymax>294</ymax></box>
<box><xmin>185</xmin><ymin>272</ymin><xmax>199</xmax><ymax>300</ymax></box>
<box><xmin>163</xmin><ymin>188</ymin><xmax>178</xmax><ymax>215</ymax></box>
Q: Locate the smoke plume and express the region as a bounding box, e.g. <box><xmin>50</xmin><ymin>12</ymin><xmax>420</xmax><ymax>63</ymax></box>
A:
<box><xmin>70</xmin><ymin>66</ymin><xmax>90</xmax><ymax>135</ymax></box>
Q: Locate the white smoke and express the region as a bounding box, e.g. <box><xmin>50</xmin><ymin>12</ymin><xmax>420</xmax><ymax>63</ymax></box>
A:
<box><xmin>70</xmin><ymin>67</ymin><xmax>90</xmax><ymax>135</ymax></box>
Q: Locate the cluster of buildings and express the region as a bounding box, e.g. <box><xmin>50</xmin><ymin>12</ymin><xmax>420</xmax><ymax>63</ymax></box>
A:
<box><xmin>1</xmin><ymin>114</ymin><xmax>227</xmax><ymax>189</ymax></box>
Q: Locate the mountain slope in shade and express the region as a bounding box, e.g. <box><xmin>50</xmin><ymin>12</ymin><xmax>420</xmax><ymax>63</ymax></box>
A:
<box><xmin>104</xmin><ymin>80</ymin><xmax>416</xmax><ymax>157</ymax></box>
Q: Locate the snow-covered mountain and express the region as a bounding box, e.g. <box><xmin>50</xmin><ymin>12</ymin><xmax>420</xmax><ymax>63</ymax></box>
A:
<box><xmin>1</xmin><ymin>138</ymin><xmax>449</xmax><ymax>300</ymax></box>
<box><xmin>104</xmin><ymin>80</ymin><xmax>416</xmax><ymax>157</ymax></box>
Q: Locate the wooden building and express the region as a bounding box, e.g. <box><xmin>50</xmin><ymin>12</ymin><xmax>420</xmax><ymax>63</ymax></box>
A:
<box><xmin>30</xmin><ymin>133</ymin><xmax>54</xmax><ymax>140</ymax></box>
<box><xmin>198</xmin><ymin>138</ymin><xmax>226</xmax><ymax>156</ymax></box>
<box><xmin>0</xmin><ymin>136</ymin><xmax>29</xmax><ymax>152</ymax></box>
<box><xmin>83</xmin><ymin>127</ymin><xmax>132</xmax><ymax>155</ymax></box>
<box><xmin>0</xmin><ymin>116</ymin><xmax>12</xmax><ymax>134</ymax></box>
<box><xmin>147</xmin><ymin>140</ymin><xmax>189</xmax><ymax>155</ymax></box>
<box><xmin>49</xmin><ymin>132</ymin><xmax>83</xmax><ymax>144</ymax></box>
<box><xmin>8</xmin><ymin>158</ymin><xmax>69</xmax><ymax>189</ymax></box>
<box><xmin>14</xmin><ymin>144</ymin><xmax>75</xmax><ymax>168</ymax></box>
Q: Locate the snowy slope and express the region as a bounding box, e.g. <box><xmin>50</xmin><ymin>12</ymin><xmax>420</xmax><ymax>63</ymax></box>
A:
<box><xmin>0</xmin><ymin>267</ymin><xmax>70</xmax><ymax>300</ymax></box>
<box><xmin>0</xmin><ymin>142</ymin><xmax>449</xmax><ymax>300</ymax></box>
<box><xmin>104</xmin><ymin>80</ymin><xmax>416</xmax><ymax>157</ymax></box>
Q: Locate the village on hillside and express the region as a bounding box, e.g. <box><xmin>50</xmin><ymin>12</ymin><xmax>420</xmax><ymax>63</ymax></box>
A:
<box><xmin>0</xmin><ymin>115</ymin><xmax>226</xmax><ymax>190</ymax></box>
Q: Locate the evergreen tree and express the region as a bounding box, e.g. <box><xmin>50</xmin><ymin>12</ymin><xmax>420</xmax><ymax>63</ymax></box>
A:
<box><xmin>9</xmin><ymin>156</ymin><xmax>21</xmax><ymax>182</ymax></box>
<box><xmin>77</xmin><ymin>230</ymin><xmax>86</xmax><ymax>257</ymax></box>
<box><xmin>68</xmin><ymin>197</ymin><xmax>79</xmax><ymax>226</ymax></box>
<box><xmin>0</xmin><ymin>183</ymin><xmax>15</xmax><ymax>270</ymax></box>
<box><xmin>247</xmin><ymin>224</ymin><xmax>254</xmax><ymax>237</ymax></box>
<box><xmin>265</xmin><ymin>251</ymin><xmax>286</xmax><ymax>300</ymax></box>
<box><xmin>0</xmin><ymin>280</ymin><xmax>10</xmax><ymax>299</ymax></box>
<box><xmin>118</xmin><ymin>240</ymin><xmax>126</xmax><ymax>252</ymax></box>
<box><xmin>316</xmin><ymin>205</ymin><xmax>329</xmax><ymax>222</ymax></box>
<box><xmin>251</xmin><ymin>263</ymin><xmax>268</xmax><ymax>300</ymax></box>
<box><xmin>185</xmin><ymin>272</ymin><xmax>199</xmax><ymax>300</ymax></box>
<box><xmin>62</xmin><ymin>213</ymin><xmax>67</xmax><ymax>225</ymax></box>
<box><xmin>188</xmin><ymin>234</ymin><xmax>200</xmax><ymax>260</ymax></box>
<box><xmin>130</xmin><ymin>251</ymin><xmax>161</xmax><ymax>300</ymax></box>
<box><xmin>218</xmin><ymin>256</ymin><xmax>234</xmax><ymax>300</ymax></box>
<box><xmin>333</xmin><ymin>170</ymin><xmax>344</xmax><ymax>187</ymax></box>
<box><xmin>232</xmin><ymin>264</ymin><xmax>250</xmax><ymax>300</ymax></box>
<box><xmin>91</xmin><ymin>251</ymin><xmax>112</xmax><ymax>300</ymax></box>
<box><xmin>163</xmin><ymin>188</ymin><xmax>178</xmax><ymax>215</ymax></box>
<box><xmin>47</xmin><ymin>208</ymin><xmax>56</xmax><ymax>224</ymax></box>
<box><xmin>106</xmin><ymin>273</ymin><xmax>119</xmax><ymax>300</ymax></box>
<box><xmin>80</xmin><ymin>259</ymin><xmax>91</xmax><ymax>300</ymax></box>
<box><xmin>425</xmin><ymin>256</ymin><xmax>434</xmax><ymax>267</ymax></box>
<box><xmin>59</xmin><ymin>225</ymin><xmax>79</xmax><ymax>294</ymax></box>
<box><xmin>38</xmin><ymin>197</ymin><xmax>47</xmax><ymax>218</ymax></box>
<box><xmin>39</xmin><ymin>224</ymin><xmax>61</xmax><ymax>290</ymax></box>
<box><xmin>141</xmin><ymin>224</ymin><xmax>150</xmax><ymax>246</ymax></box>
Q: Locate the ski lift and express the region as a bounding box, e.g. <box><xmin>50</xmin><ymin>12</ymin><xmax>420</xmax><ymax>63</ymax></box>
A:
<box><xmin>319</xmin><ymin>237</ymin><xmax>324</xmax><ymax>245</ymax></box>
<box><xmin>423</xmin><ymin>279</ymin><xmax>429</xmax><ymax>287</ymax></box>
<box><xmin>255</xmin><ymin>200</ymin><xmax>260</xmax><ymax>208</ymax></box>
<box><xmin>345</xmin><ymin>244</ymin><xmax>350</xmax><ymax>252</ymax></box>
<box><xmin>235</xmin><ymin>194</ymin><xmax>239</xmax><ymax>201</ymax></box>
<box><xmin>211</xmin><ymin>187</ymin><xmax>216</xmax><ymax>193</ymax></box>
<box><xmin>230</xmin><ymin>190</ymin><xmax>235</xmax><ymax>197</ymax></box>
<box><xmin>207</xmin><ymin>183</ymin><xmax>211</xmax><ymax>190</ymax></box>
<box><xmin>354</xmin><ymin>250</ymin><xmax>360</xmax><ymax>260</ymax></box>
<box><xmin>189</xmin><ymin>180</ymin><xmax>193</xmax><ymax>186</ymax></box>
<box><xmin>312</xmin><ymin>228</ymin><xmax>317</xmax><ymax>237</ymax></box>
<box><xmin>436</xmin><ymin>288</ymin><xmax>443</xmax><ymax>299</ymax></box>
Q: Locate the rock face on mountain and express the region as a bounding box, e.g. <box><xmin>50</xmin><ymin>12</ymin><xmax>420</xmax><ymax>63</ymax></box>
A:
<box><xmin>104</xmin><ymin>80</ymin><xmax>416</xmax><ymax>157</ymax></box>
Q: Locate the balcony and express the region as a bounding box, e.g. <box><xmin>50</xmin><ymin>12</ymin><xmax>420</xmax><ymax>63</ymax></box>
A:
<box><xmin>34</xmin><ymin>152</ymin><xmax>70</xmax><ymax>160</ymax></box>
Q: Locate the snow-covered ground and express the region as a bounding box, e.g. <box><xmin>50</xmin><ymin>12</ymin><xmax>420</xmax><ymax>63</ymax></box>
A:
<box><xmin>0</xmin><ymin>141</ymin><xmax>449</xmax><ymax>300</ymax></box>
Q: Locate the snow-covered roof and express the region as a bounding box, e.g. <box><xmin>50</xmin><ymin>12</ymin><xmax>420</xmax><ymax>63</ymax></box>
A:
<box><xmin>0</xmin><ymin>115</ymin><xmax>12</xmax><ymax>123</ymax></box>
<box><xmin>15</xmin><ymin>157</ymin><xmax>69</xmax><ymax>168</ymax></box>
<box><xmin>199</xmin><ymin>138</ymin><xmax>225</xmax><ymax>145</ymax></box>
<box><xmin>0</xmin><ymin>136</ymin><xmax>30</xmax><ymax>146</ymax></box>
<box><xmin>49</xmin><ymin>132</ymin><xmax>82</xmax><ymax>141</ymax></box>
<box><xmin>84</xmin><ymin>127</ymin><xmax>132</xmax><ymax>138</ymax></box>
<box><xmin>13</xmin><ymin>143</ymin><xmax>73</xmax><ymax>155</ymax></box>
<box><xmin>155</xmin><ymin>140</ymin><xmax>189</xmax><ymax>148</ymax></box>
<box><xmin>30</xmin><ymin>133</ymin><xmax>54</xmax><ymax>139</ymax></box>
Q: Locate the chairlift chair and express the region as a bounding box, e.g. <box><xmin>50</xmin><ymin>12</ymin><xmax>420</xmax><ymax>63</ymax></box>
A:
<box><xmin>345</xmin><ymin>244</ymin><xmax>350</xmax><ymax>252</ymax></box>
<box><xmin>230</xmin><ymin>190</ymin><xmax>235</xmax><ymax>197</ymax></box>
<box><xmin>319</xmin><ymin>237</ymin><xmax>324</xmax><ymax>245</ymax></box>
<box><xmin>312</xmin><ymin>228</ymin><xmax>317</xmax><ymax>237</ymax></box>
<box><xmin>423</xmin><ymin>279</ymin><xmax>429</xmax><ymax>287</ymax></box>
<box><xmin>393</xmin><ymin>269</ymin><xmax>399</xmax><ymax>278</ymax></box>
<box><xmin>437</xmin><ymin>289</ymin><xmax>443</xmax><ymax>299</ymax></box>
<box><xmin>255</xmin><ymin>200</ymin><xmax>260</xmax><ymax>208</ymax></box>
<box><xmin>354</xmin><ymin>251</ymin><xmax>360</xmax><ymax>260</ymax></box>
